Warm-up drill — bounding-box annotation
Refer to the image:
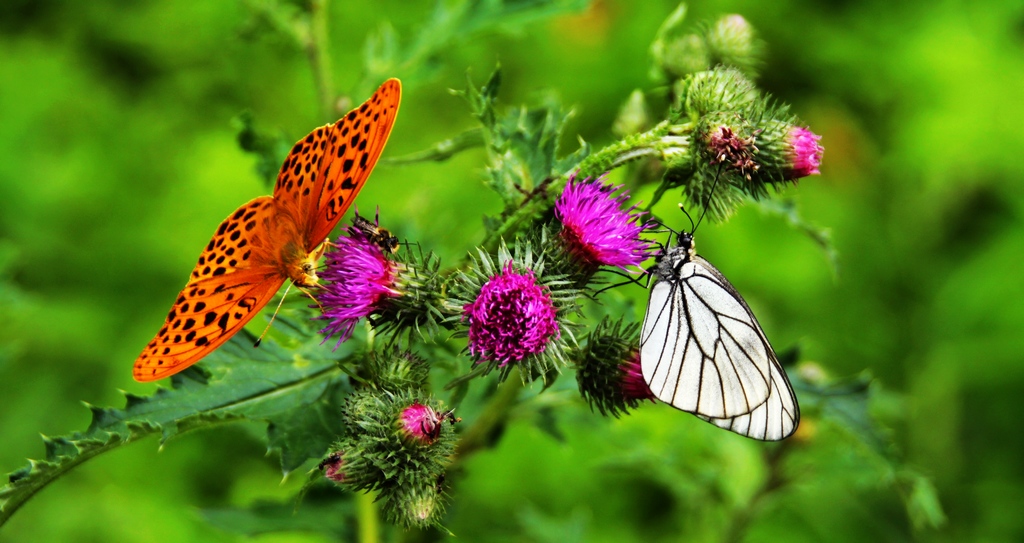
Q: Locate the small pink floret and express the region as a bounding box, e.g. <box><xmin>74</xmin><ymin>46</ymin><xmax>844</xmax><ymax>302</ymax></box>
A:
<box><xmin>401</xmin><ymin>402</ymin><xmax>441</xmax><ymax>443</ymax></box>
<box><xmin>786</xmin><ymin>127</ymin><xmax>823</xmax><ymax>179</ymax></box>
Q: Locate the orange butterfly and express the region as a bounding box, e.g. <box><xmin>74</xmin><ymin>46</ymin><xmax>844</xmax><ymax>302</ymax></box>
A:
<box><xmin>133</xmin><ymin>79</ymin><xmax>402</xmax><ymax>382</ymax></box>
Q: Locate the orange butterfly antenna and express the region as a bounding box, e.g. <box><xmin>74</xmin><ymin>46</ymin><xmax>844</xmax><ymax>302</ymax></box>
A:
<box><xmin>252</xmin><ymin>283</ymin><xmax>325</xmax><ymax>348</ymax></box>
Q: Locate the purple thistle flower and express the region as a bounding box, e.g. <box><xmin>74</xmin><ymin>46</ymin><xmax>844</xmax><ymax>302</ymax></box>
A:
<box><xmin>555</xmin><ymin>174</ymin><xmax>655</xmax><ymax>272</ymax></box>
<box><xmin>619</xmin><ymin>352</ymin><xmax>656</xmax><ymax>402</ymax></box>
<box><xmin>783</xmin><ymin>126</ymin><xmax>823</xmax><ymax>179</ymax></box>
<box><xmin>462</xmin><ymin>263</ymin><xmax>560</xmax><ymax>366</ymax></box>
<box><xmin>318</xmin><ymin>227</ymin><xmax>400</xmax><ymax>348</ymax></box>
<box><xmin>400</xmin><ymin>402</ymin><xmax>442</xmax><ymax>444</ymax></box>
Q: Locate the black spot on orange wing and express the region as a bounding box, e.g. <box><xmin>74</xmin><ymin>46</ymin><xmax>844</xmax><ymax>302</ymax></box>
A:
<box><xmin>273</xmin><ymin>78</ymin><xmax>401</xmax><ymax>249</ymax></box>
<box><xmin>132</xmin><ymin>270</ymin><xmax>284</xmax><ymax>382</ymax></box>
<box><xmin>187</xmin><ymin>196</ymin><xmax>276</xmax><ymax>283</ymax></box>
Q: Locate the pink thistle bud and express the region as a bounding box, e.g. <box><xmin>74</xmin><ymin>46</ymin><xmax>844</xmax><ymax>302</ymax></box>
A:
<box><xmin>400</xmin><ymin>402</ymin><xmax>442</xmax><ymax>444</ymax></box>
<box><xmin>783</xmin><ymin>126</ymin><xmax>823</xmax><ymax>179</ymax></box>
<box><xmin>318</xmin><ymin>451</ymin><xmax>346</xmax><ymax>484</ymax></box>
<box><xmin>619</xmin><ymin>352</ymin><xmax>656</xmax><ymax>402</ymax></box>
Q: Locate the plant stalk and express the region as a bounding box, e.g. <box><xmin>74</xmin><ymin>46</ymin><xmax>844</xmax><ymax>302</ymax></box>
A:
<box><xmin>307</xmin><ymin>0</ymin><xmax>336</xmax><ymax>121</ymax></box>
<box><xmin>357</xmin><ymin>490</ymin><xmax>380</xmax><ymax>543</ymax></box>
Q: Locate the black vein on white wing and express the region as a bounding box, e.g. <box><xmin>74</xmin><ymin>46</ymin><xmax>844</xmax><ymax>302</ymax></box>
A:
<box><xmin>640</xmin><ymin>242</ymin><xmax>800</xmax><ymax>441</ymax></box>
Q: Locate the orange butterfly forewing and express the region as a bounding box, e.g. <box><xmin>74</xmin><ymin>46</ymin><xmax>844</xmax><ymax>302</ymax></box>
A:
<box><xmin>133</xmin><ymin>79</ymin><xmax>401</xmax><ymax>382</ymax></box>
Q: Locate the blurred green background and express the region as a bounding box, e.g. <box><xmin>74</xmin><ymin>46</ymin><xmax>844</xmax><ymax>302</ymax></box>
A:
<box><xmin>2</xmin><ymin>0</ymin><xmax>1023</xmax><ymax>541</ymax></box>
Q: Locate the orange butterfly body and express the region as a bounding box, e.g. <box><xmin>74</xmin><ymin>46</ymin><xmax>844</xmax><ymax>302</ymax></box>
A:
<box><xmin>134</xmin><ymin>79</ymin><xmax>401</xmax><ymax>382</ymax></box>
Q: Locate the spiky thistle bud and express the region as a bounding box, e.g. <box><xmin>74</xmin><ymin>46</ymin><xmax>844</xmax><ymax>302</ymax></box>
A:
<box><xmin>332</xmin><ymin>388</ymin><xmax>457</xmax><ymax>528</ymax></box>
<box><xmin>705</xmin><ymin>14</ymin><xmax>762</xmax><ymax>76</ymax></box>
<box><xmin>358</xmin><ymin>349</ymin><xmax>431</xmax><ymax>395</ymax></box>
<box><xmin>739</xmin><ymin>120</ymin><xmax>824</xmax><ymax>184</ymax></box>
<box><xmin>676</xmin><ymin>69</ymin><xmax>825</xmax><ymax>218</ymax></box>
<box><xmin>577</xmin><ymin>319</ymin><xmax>655</xmax><ymax>417</ymax></box>
<box><xmin>378</xmin><ymin>479</ymin><xmax>445</xmax><ymax>529</ymax></box>
<box><xmin>678</xmin><ymin>67</ymin><xmax>760</xmax><ymax>120</ymax></box>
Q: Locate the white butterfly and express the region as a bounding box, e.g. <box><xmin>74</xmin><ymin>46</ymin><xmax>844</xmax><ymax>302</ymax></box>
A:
<box><xmin>640</xmin><ymin>231</ymin><xmax>799</xmax><ymax>440</ymax></box>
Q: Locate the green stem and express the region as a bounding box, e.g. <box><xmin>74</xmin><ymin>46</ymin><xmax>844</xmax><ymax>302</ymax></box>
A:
<box><xmin>357</xmin><ymin>490</ymin><xmax>380</xmax><ymax>543</ymax></box>
<box><xmin>307</xmin><ymin>0</ymin><xmax>336</xmax><ymax>121</ymax></box>
<box><xmin>383</xmin><ymin>128</ymin><xmax>486</xmax><ymax>165</ymax></box>
<box><xmin>451</xmin><ymin>368</ymin><xmax>525</xmax><ymax>463</ymax></box>
<box><xmin>477</xmin><ymin>190</ymin><xmax>557</xmax><ymax>254</ymax></box>
<box><xmin>574</xmin><ymin>120</ymin><xmax>675</xmax><ymax>177</ymax></box>
<box><xmin>476</xmin><ymin>120</ymin><xmax>687</xmax><ymax>251</ymax></box>
<box><xmin>721</xmin><ymin>442</ymin><xmax>791</xmax><ymax>543</ymax></box>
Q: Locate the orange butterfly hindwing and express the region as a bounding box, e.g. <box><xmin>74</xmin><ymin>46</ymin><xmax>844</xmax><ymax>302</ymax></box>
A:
<box><xmin>133</xmin><ymin>79</ymin><xmax>401</xmax><ymax>382</ymax></box>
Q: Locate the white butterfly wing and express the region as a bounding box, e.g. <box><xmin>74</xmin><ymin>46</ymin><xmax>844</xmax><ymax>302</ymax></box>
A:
<box><xmin>697</xmin><ymin>356</ymin><xmax>799</xmax><ymax>440</ymax></box>
<box><xmin>641</xmin><ymin>254</ymin><xmax>799</xmax><ymax>441</ymax></box>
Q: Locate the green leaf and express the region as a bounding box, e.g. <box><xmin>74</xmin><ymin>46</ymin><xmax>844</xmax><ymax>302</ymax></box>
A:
<box><xmin>382</xmin><ymin>127</ymin><xmax>485</xmax><ymax>165</ymax></box>
<box><xmin>900</xmin><ymin>470</ymin><xmax>947</xmax><ymax>531</ymax></box>
<box><xmin>797</xmin><ymin>370</ymin><xmax>947</xmax><ymax>531</ymax></box>
<box><xmin>266</xmin><ymin>378</ymin><xmax>349</xmax><ymax>475</ymax></box>
<box><xmin>0</xmin><ymin>314</ymin><xmax>355</xmax><ymax>526</ymax></box>
<box><xmin>457</xmin><ymin>66</ymin><xmax>590</xmax><ymax>246</ymax></box>
<box><xmin>356</xmin><ymin>0</ymin><xmax>590</xmax><ymax>96</ymax></box>
<box><xmin>802</xmin><ymin>371</ymin><xmax>889</xmax><ymax>454</ymax></box>
<box><xmin>233</xmin><ymin>111</ymin><xmax>293</xmax><ymax>188</ymax></box>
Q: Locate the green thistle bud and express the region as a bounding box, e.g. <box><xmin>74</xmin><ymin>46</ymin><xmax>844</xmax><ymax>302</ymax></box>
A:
<box><xmin>705</xmin><ymin>14</ymin><xmax>762</xmax><ymax>77</ymax></box>
<box><xmin>358</xmin><ymin>349</ymin><xmax>431</xmax><ymax>395</ymax></box>
<box><xmin>335</xmin><ymin>390</ymin><xmax>457</xmax><ymax>500</ymax></box>
<box><xmin>680</xmin><ymin>67</ymin><xmax>760</xmax><ymax>119</ymax></box>
<box><xmin>749</xmin><ymin>121</ymin><xmax>824</xmax><ymax>182</ymax></box>
<box><xmin>379</xmin><ymin>478</ymin><xmax>444</xmax><ymax>529</ymax></box>
<box><xmin>576</xmin><ymin>319</ymin><xmax>654</xmax><ymax>417</ymax></box>
<box><xmin>661</xmin><ymin>33</ymin><xmax>710</xmax><ymax>80</ymax></box>
<box><xmin>680</xmin><ymin>75</ymin><xmax>823</xmax><ymax>218</ymax></box>
<box><xmin>612</xmin><ymin>90</ymin><xmax>652</xmax><ymax>137</ymax></box>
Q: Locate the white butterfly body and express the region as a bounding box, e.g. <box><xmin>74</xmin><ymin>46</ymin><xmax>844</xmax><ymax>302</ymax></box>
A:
<box><xmin>640</xmin><ymin>232</ymin><xmax>799</xmax><ymax>441</ymax></box>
